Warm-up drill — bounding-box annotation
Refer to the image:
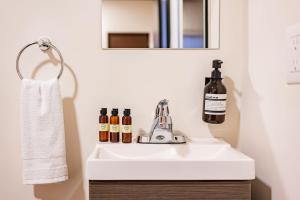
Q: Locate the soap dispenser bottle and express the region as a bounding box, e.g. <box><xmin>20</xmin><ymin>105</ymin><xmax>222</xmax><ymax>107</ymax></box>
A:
<box><xmin>202</xmin><ymin>60</ymin><xmax>227</xmax><ymax>124</ymax></box>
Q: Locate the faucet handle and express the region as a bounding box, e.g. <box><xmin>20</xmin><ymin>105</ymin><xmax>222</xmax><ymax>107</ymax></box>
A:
<box><xmin>155</xmin><ymin>99</ymin><xmax>169</xmax><ymax>117</ymax></box>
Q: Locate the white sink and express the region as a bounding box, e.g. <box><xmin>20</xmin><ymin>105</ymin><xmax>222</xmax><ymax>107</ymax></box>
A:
<box><xmin>86</xmin><ymin>138</ymin><xmax>255</xmax><ymax>180</ymax></box>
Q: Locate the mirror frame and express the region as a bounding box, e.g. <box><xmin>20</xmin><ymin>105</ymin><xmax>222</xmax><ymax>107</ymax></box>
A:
<box><xmin>100</xmin><ymin>0</ymin><xmax>221</xmax><ymax>50</ymax></box>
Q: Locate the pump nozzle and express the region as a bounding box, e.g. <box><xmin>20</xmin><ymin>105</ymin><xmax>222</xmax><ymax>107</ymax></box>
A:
<box><xmin>211</xmin><ymin>60</ymin><xmax>223</xmax><ymax>79</ymax></box>
<box><xmin>213</xmin><ymin>60</ymin><xmax>223</xmax><ymax>69</ymax></box>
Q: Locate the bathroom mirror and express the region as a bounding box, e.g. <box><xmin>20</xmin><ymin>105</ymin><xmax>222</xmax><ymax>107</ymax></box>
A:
<box><xmin>101</xmin><ymin>0</ymin><xmax>220</xmax><ymax>49</ymax></box>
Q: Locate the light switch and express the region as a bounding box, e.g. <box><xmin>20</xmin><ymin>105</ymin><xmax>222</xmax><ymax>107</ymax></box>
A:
<box><xmin>287</xmin><ymin>24</ymin><xmax>300</xmax><ymax>84</ymax></box>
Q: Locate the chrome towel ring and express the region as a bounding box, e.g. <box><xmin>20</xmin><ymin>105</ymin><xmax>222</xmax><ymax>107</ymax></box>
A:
<box><xmin>16</xmin><ymin>38</ymin><xmax>64</xmax><ymax>80</ymax></box>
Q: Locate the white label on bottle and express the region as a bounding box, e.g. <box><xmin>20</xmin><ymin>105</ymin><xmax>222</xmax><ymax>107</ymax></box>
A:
<box><xmin>121</xmin><ymin>125</ymin><xmax>132</xmax><ymax>133</ymax></box>
<box><xmin>99</xmin><ymin>123</ymin><xmax>109</xmax><ymax>132</ymax></box>
<box><xmin>204</xmin><ymin>94</ymin><xmax>227</xmax><ymax>115</ymax></box>
<box><xmin>110</xmin><ymin>124</ymin><xmax>120</xmax><ymax>133</ymax></box>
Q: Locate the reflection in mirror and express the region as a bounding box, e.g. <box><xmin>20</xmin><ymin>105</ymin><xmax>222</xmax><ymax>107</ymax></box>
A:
<box><xmin>102</xmin><ymin>0</ymin><xmax>220</xmax><ymax>49</ymax></box>
<box><xmin>183</xmin><ymin>0</ymin><xmax>204</xmax><ymax>48</ymax></box>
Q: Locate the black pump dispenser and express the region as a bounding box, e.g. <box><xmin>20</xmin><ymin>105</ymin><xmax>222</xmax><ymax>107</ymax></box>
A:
<box><xmin>211</xmin><ymin>60</ymin><xmax>223</xmax><ymax>79</ymax></box>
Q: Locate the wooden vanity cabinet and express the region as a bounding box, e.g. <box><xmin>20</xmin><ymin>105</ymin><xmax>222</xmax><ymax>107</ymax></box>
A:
<box><xmin>89</xmin><ymin>180</ymin><xmax>251</xmax><ymax>200</ymax></box>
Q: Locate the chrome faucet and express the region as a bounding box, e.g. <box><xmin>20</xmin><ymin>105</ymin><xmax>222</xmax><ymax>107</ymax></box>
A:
<box><xmin>138</xmin><ymin>99</ymin><xmax>186</xmax><ymax>144</ymax></box>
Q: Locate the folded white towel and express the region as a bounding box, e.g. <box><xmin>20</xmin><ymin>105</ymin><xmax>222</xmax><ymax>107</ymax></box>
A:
<box><xmin>20</xmin><ymin>78</ymin><xmax>68</xmax><ymax>184</ymax></box>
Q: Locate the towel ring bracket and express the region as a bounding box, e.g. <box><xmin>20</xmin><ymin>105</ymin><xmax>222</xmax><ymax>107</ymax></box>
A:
<box><xmin>16</xmin><ymin>38</ymin><xmax>64</xmax><ymax>80</ymax></box>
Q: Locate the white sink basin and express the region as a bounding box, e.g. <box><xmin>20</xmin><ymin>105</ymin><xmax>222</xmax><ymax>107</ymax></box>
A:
<box><xmin>86</xmin><ymin>138</ymin><xmax>255</xmax><ymax>180</ymax></box>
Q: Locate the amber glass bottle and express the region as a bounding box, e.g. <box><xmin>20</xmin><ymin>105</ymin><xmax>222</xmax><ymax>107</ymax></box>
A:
<box><xmin>110</xmin><ymin>108</ymin><xmax>120</xmax><ymax>143</ymax></box>
<box><xmin>202</xmin><ymin>60</ymin><xmax>227</xmax><ymax>124</ymax></box>
<box><xmin>122</xmin><ymin>109</ymin><xmax>132</xmax><ymax>143</ymax></box>
<box><xmin>99</xmin><ymin>108</ymin><xmax>109</xmax><ymax>142</ymax></box>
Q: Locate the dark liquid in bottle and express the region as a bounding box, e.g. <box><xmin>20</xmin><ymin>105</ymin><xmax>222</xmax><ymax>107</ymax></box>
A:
<box><xmin>122</xmin><ymin>109</ymin><xmax>132</xmax><ymax>143</ymax></box>
<box><xmin>202</xmin><ymin>79</ymin><xmax>227</xmax><ymax>124</ymax></box>
<box><xmin>110</xmin><ymin>109</ymin><xmax>120</xmax><ymax>143</ymax></box>
<box><xmin>99</xmin><ymin>108</ymin><xmax>109</xmax><ymax>142</ymax></box>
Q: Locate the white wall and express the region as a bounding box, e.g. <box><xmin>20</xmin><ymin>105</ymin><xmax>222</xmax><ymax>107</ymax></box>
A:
<box><xmin>102</xmin><ymin>0</ymin><xmax>159</xmax><ymax>48</ymax></box>
<box><xmin>0</xmin><ymin>0</ymin><xmax>247</xmax><ymax>199</ymax></box>
<box><xmin>239</xmin><ymin>0</ymin><xmax>300</xmax><ymax>199</ymax></box>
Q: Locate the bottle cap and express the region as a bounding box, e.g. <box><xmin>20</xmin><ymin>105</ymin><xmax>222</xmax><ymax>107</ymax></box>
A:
<box><xmin>124</xmin><ymin>109</ymin><xmax>131</xmax><ymax>116</ymax></box>
<box><xmin>100</xmin><ymin>108</ymin><xmax>107</xmax><ymax>115</ymax></box>
<box><xmin>111</xmin><ymin>108</ymin><xmax>118</xmax><ymax>116</ymax></box>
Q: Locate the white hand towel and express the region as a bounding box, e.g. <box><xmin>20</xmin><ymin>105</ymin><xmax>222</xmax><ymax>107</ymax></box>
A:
<box><xmin>20</xmin><ymin>78</ymin><xmax>68</xmax><ymax>184</ymax></box>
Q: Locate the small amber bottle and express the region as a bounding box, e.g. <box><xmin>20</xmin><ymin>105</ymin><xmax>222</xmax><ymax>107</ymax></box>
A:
<box><xmin>110</xmin><ymin>108</ymin><xmax>120</xmax><ymax>143</ymax></box>
<box><xmin>99</xmin><ymin>108</ymin><xmax>109</xmax><ymax>142</ymax></box>
<box><xmin>122</xmin><ymin>109</ymin><xmax>132</xmax><ymax>143</ymax></box>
